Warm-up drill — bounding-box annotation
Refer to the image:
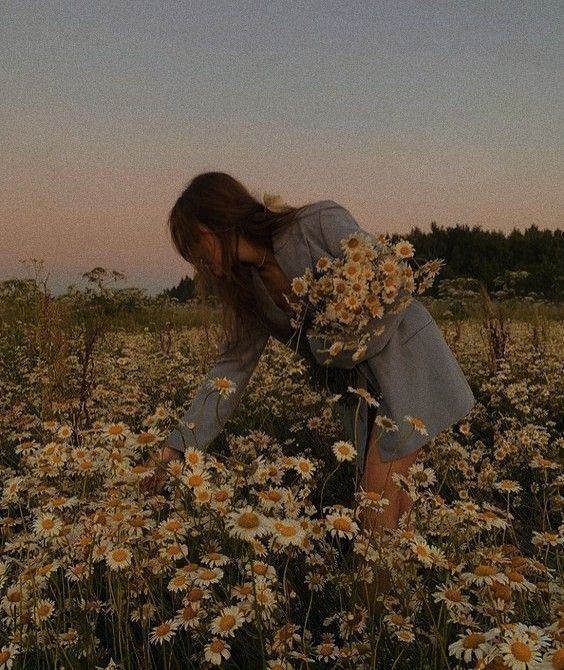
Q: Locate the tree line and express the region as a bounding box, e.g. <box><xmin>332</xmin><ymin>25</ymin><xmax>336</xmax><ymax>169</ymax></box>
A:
<box><xmin>161</xmin><ymin>223</ymin><xmax>563</xmax><ymax>303</ymax></box>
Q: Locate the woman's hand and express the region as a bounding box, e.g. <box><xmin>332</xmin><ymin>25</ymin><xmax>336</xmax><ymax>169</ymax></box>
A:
<box><xmin>139</xmin><ymin>445</ymin><xmax>183</xmax><ymax>496</ymax></box>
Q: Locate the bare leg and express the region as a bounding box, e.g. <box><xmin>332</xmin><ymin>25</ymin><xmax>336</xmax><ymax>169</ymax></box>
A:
<box><xmin>356</xmin><ymin>416</ymin><xmax>421</xmax><ymax>614</ymax></box>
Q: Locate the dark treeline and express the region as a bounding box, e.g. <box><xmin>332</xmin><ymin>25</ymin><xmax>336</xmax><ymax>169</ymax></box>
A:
<box><xmin>162</xmin><ymin>223</ymin><xmax>563</xmax><ymax>303</ymax></box>
<box><xmin>406</xmin><ymin>222</ymin><xmax>563</xmax><ymax>302</ymax></box>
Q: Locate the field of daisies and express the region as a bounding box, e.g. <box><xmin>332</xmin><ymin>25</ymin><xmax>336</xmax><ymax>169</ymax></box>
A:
<box><xmin>0</xmin><ymin>280</ymin><xmax>562</xmax><ymax>670</ymax></box>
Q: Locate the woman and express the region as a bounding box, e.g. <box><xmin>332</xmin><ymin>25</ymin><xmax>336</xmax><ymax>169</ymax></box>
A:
<box><xmin>142</xmin><ymin>171</ymin><xmax>475</xmax><ymax>602</ymax></box>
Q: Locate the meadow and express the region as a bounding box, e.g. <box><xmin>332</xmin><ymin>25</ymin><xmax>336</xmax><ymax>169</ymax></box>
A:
<box><xmin>0</xmin><ymin>273</ymin><xmax>562</xmax><ymax>669</ymax></box>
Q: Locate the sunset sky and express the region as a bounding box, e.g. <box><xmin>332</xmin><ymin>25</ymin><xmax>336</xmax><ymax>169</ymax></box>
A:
<box><xmin>2</xmin><ymin>1</ymin><xmax>562</xmax><ymax>295</ymax></box>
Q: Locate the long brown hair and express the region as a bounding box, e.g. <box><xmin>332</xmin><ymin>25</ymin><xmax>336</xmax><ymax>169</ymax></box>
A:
<box><xmin>167</xmin><ymin>172</ymin><xmax>312</xmax><ymax>347</ymax></box>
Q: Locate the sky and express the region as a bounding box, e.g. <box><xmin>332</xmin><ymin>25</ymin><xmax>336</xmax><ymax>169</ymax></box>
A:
<box><xmin>1</xmin><ymin>1</ymin><xmax>562</xmax><ymax>296</ymax></box>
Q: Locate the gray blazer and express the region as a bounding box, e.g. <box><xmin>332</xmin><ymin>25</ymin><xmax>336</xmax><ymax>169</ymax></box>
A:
<box><xmin>165</xmin><ymin>200</ymin><xmax>476</xmax><ymax>473</ymax></box>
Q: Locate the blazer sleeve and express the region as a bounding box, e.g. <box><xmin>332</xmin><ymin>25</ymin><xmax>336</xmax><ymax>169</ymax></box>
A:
<box><xmin>164</xmin><ymin>321</ymin><xmax>271</xmax><ymax>453</ymax></box>
<box><xmin>307</xmin><ymin>201</ymin><xmax>410</xmax><ymax>369</ymax></box>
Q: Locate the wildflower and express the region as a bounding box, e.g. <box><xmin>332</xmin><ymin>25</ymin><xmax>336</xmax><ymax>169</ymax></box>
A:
<box><xmin>184</xmin><ymin>446</ymin><xmax>206</xmax><ymax>468</ymax></box>
<box><xmin>210</xmin><ymin>605</ymin><xmax>245</xmax><ymax>638</ymax></box>
<box><xmin>56</xmin><ymin>425</ymin><xmax>73</xmax><ymax>440</ymax></box>
<box><xmin>58</xmin><ymin>628</ymin><xmax>79</xmax><ymax>646</ymax></box>
<box><xmin>135</xmin><ymin>429</ymin><xmax>159</xmax><ymax>446</ymax></box>
<box><xmin>331</xmin><ymin>440</ymin><xmax>356</xmax><ymax>462</ymax></box>
<box><xmin>149</xmin><ymin>619</ymin><xmax>178</xmax><ymax>645</ymax></box>
<box><xmin>404</xmin><ymin>415</ymin><xmax>428</xmax><ymax>435</ymax></box>
<box><xmin>448</xmin><ymin>628</ymin><xmax>495</xmax><ymax>664</ymax></box>
<box><xmin>375</xmin><ymin>415</ymin><xmax>399</xmax><ymax>432</ymax></box>
<box><xmin>356</xmin><ymin>487</ymin><xmax>390</xmax><ymax>512</ymax></box>
<box><xmin>204</xmin><ymin>637</ymin><xmax>231</xmax><ymax>665</ymax></box>
<box><xmin>182</xmin><ymin>466</ymin><xmax>212</xmax><ymax>491</ymax></box>
<box><xmin>269</xmin><ymin>518</ymin><xmax>307</xmax><ymax>547</ymax></box>
<box><xmin>105</xmin><ymin>546</ymin><xmax>132</xmax><ymax>571</ymax></box>
<box><xmin>315</xmin><ymin>256</ymin><xmax>331</xmax><ymax>273</ymax></box>
<box><xmin>498</xmin><ymin>624</ymin><xmax>544</xmax><ymax>668</ymax></box>
<box><xmin>33</xmin><ymin>599</ymin><xmax>55</xmax><ymax>623</ymax></box>
<box><xmin>432</xmin><ymin>584</ymin><xmax>470</xmax><ymax>612</ymax></box>
<box><xmin>291</xmin><ymin>277</ymin><xmax>309</xmax><ymax>297</ymax></box>
<box><xmin>504</xmin><ymin>570</ymin><xmax>537</xmax><ymax>593</ymax></box>
<box><xmin>494</xmin><ymin>479</ymin><xmax>522</xmax><ymax>494</ymax></box>
<box><xmin>347</xmin><ymin>385</ymin><xmax>379</xmax><ymax>407</ymax></box>
<box><xmin>408</xmin><ymin>539</ymin><xmax>435</xmax><ymax>567</ymax></box>
<box><xmin>395</xmin><ymin>628</ymin><xmax>415</xmax><ymax>643</ymax></box>
<box><xmin>174</xmin><ymin>603</ymin><xmax>201</xmax><ymax>629</ymax></box>
<box><xmin>315</xmin><ymin>637</ymin><xmax>339</xmax><ymax>662</ymax></box>
<box><xmin>208</xmin><ymin>377</ymin><xmax>236</xmax><ymax>397</ymax></box>
<box><xmin>195</xmin><ymin>567</ymin><xmax>224</xmax><ymax>587</ymax></box>
<box><xmin>201</xmin><ymin>551</ymin><xmax>230</xmax><ymax>567</ymax></box>
<box><xmin>393</xmin><ymin>239</ymin><xmax>415</xmax><ymax>259</ymax></box>
<box><xmin>463</xmin><ymin>564</ymin><xmax>509</xmax><ymax>587</ymax></box>
<box><xmin>531</xmin><ymin>531</ymin><xmax>562</xmax><ymax>548</ymax></box>
<box><xmin>168</xmin><ymin>572</ymin><xmax>191</xmax><ymax>593</ymax></box>
<box><xmin>325</xmin><ymin>511</ymin><xmax>359</xmax><ymax>540</ymax></box>
<box><xmin>0</xmin><ymin>643</ymin><xmax>20</xmax><ymax>668</ymax></box>
<box><xmin>225</xmin><ymin>506</ymin><xmax>270</xmax><ymax>543</ymax></box>
<box><xmin>458</xmin><ymin>421</ymin><xmax>472</xmax><ymax>436</ymax></box>
<box><xmin>103</xmin><ymin>422</ymin><xmax>130</xmax><ymax>440</ymax></box>
<box><xmin>294</xmin><ymin>458</ymin><xmax>315</xmax><ymax>480</ymax></box>
<box><xmin>542</xmin><ymin>647</ymin><xmax>564</xmax><ymax>670</ymax></box>
<box><xmin>408</xmin><ymin>462</ymin><xmax>436</xmax><ymax>487</ymax></box>
<box><xmin>33</xmin><ymin>513</ymin><xmax>63</xmax><ymax>538</ymax></box>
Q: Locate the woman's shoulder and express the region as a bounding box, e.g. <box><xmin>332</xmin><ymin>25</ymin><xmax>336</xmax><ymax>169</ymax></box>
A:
<box><xmin>293</xmin><ymin>199</ymin><xmax>346</xmax><ymax>228</ymax></box>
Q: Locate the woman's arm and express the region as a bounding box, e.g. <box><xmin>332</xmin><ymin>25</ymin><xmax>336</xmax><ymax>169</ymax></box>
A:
<box><xmin>307</xmin><ymin>201</ymin><xmax>410</xmax><ymax>369</ymax></box>
<box><xmin>164</xmin><ymin>320</ymin><xmax>271</xmax><ymax>454</ymax></box>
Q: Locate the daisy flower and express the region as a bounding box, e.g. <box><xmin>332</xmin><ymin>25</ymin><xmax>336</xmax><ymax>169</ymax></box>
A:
<box><xmin>184</xmin><ymin>446</ymin><xmax>206</xmax><ymax>468</ymax></box>
<box><xmin>208</xmin><ymin>377</ymin><xmax>236</xmax><ymax>398</ymax></box>
<box><xmin>531</xmin><ymin>531</ymin><xmax>562</xmax><ymax>548</ymax></box>
<box><xmin>33</xmin><ymin>599</ymin><xmax>55</xmax><ymax>623</ymax></box>
<box><xmin>356</xmin><ymin>487</ymin><xmax>390</xmax><ymax>513</ymax></box>
<box><xmin>498</xmin><ymin>624</ymin><xmax>544</xmax><ymax>669</ymax></box>
<box><xmin>268</xmin><ymin>517</ymin><xmax>307</xmax><ymax>547</ymax></box>
<box><xmin>105</xmin><ymin>546</ymin><xmax>132</xmax><ymax>571</ymax></box>
<box><xmin>201</xmin><ymin>551</ymin><xmax>230</xmax><ymax>567</ymax></box>
<box><xmin>393</xmin><ymin>240</ymin><xmax>415</xmax><ymax>259</ymax></box>
<box><xmin>331</xmin><ymin>440</ymin><xmax>357</xmax><ymax>462</ymax></box>
<box><xmin>182</xmin><ymin>467</ymin><xmax>212</xmax><ymax>491</ymax></box>
<box><xmin>224</xmin><ymin>506</ymin><xmax>271</xmax><ymax>543</ymax></box>
<box><xmin>395</xmin><ymin>628</ymin><xmax>415</xmax><ymax>643</ymax></box>
<box><xmin>33</xmin><ymin>513</ymin><xmax>63</xmax><ymax>538</ymax></box>
<box><xmin>408</xmin><ymin>539</ymin><xmax>436</xmax><ymax>567</ymax></box>
<box><xmin>325</xmin><ymin>511</ymin><xmax>359</xmax><ymax>540</ymax></box>
<box><xmin>432</xmin><ymin>583</ymin><xmax>471</xmax><ymax>612</ymax></box>
<box><xmin>0</xmin><ymin>643</ymin><xmax>20</xmax><ymax>668</ymax></box>
<box><xmin>448</xmin><ymin>628</ymin><xmax>495</xmax><ymax>664</ymax></box>
<box><xmin>210</xmin><ymin>605</ymin><xmax>245</xmax><ymax>638</ymax></box>
<box><xmin>195</xmin><ymin>567</ymin><xmax>224</xmax><ymax>587</ymax></box>
<box><xmin>494</xmin><ymin>479</ymin><xmax>522</xmax><ymax>494</ymax></box>
<box><xmin>204</xmin><ymin>638</ymin><xmax>231</xmax><ymax>665</ymax></box>
<box><xmin>103</xmin><ymin>422</ymin><xmax>131</xmax><ymax>440</ymax></box>
<box><xmin>168</xmin><ymin>572</ymin><xmax>191</xmax><ymax>593</ymax></box>
<box><xmin>56</xmin><ymin>425</ymin><xmax>73</xmax><ymax>440</ymax></box>
<box><xmin>404</xmin><ymin>415</ymin><xmax>428</xmax><ymax>436</ymax></box>
<box><xmin>174</xmin><ymin>603</ymin><xmax>202</xmax><ymax>630</ymax></box>
<box><xmin>375</xmin><ymin>415</ymin><xmax>399</xmax><ymax>432</ymax></box>
<box><xmin>149</xmin><ymin>619</ymin><xmax>179</xmax><ymax>645</ymax></box>
<box><xmin>347</xmin><ymin>386</ymin><xmax>379</xmax><ymax>407</ymax></box>
<box><xmin>463</xmin><ymin>564</ymin><xmax>509</xmax><ymax>588</ymax></box>
<box><xmin>408</xmin><ymin>462</ymin><xmax>437</xmax><ymax>487</ymax></box>
<box><xmin>294</xmin><ymin>458</ymin><xmax>315</xmax><ymax>480</ymax></box>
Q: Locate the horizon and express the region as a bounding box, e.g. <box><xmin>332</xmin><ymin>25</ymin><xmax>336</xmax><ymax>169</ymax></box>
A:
<box><xmin>2</xmin><ymin>2</ymin><xmax>562</xmax><ymax>296</ymax></box>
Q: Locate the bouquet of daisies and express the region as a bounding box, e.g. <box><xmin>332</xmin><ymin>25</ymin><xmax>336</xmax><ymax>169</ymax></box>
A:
<box><xmin>287</xmin><ymin>230</ymin><xmax>444</xmax><ymax>368</ymax></box>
